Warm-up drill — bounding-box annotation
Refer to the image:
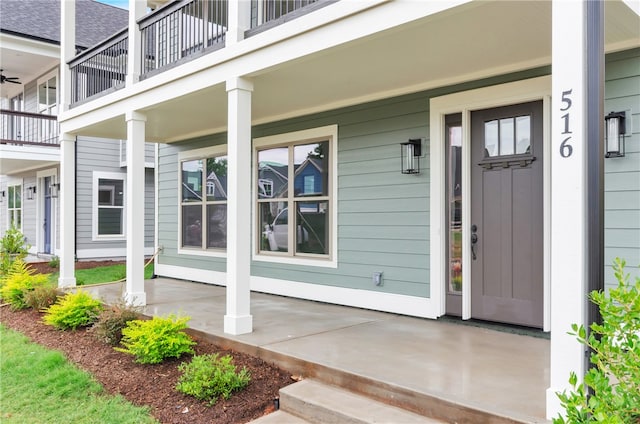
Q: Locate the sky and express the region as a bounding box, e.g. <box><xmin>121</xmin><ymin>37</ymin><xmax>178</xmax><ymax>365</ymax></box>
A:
<box><xmin>96</xmin><ymin>0</ymin><xmax>129</xmax><ymax>10</ymax></box>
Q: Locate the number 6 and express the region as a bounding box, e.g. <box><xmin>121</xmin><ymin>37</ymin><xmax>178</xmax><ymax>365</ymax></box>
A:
<box><xmin>560</xmin><ymin>137</ymin><xmax>573</xmax><ymax>158</ymax></box>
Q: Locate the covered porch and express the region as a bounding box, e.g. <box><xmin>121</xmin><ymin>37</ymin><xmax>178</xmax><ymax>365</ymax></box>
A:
<box><xmin>86</xmin><ymin>277</ymin><xmax>550</xmax><ymax>423</ymax></box>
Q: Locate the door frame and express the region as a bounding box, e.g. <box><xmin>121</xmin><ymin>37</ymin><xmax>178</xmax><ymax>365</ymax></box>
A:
<box><xmin>36</xmin><ymin>168</ymin><xmax>58</xmax><ymax>256</ymax></box>
<box><xmin>429</xmin><ymin>76</ymin><xmax>552</xmax><ymax>331</ymax></box>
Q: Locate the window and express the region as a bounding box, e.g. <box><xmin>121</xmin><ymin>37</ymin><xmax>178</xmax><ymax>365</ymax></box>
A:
<box><xmin>483</xmin><ymin>115</ymin><xmax>531</xmax><ymax>157</ymax></box>
<box><xmin>7</xmin><ymin>184</ymin><xmax>22</xmax><ymax>229</ymax></box>
<box><xmin>179</xmin><ymin>148</ymin><xmax>227</xmax><ymax>251</ymax></box>
<box><xmin>93</xmin><ymin>172</ymin><xmax>125</xmax><ymax>239</ymax></box>
<box><xmin>37</xmin><ymin>71</ymin><xmax>57</xmax><ymax>143</ymax></box>
<box><xmin>255</xmin><ymin>125</ymin><xmax>337</xmax><ymax>263</ymax></box>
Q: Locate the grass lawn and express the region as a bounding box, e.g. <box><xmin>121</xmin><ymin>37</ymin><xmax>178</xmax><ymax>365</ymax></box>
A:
<box><xmin>0</xmin><ymin>324</ymin><xmax>157</xmax><ymax>424</ymax></box>
<box><xmin>47</xmin><ymin>263</ymin><xmax>154</xmax><ymax>286</ymax></box>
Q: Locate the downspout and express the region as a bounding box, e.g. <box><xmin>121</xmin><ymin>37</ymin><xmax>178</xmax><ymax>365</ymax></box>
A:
<box><xmin>584</xmin><ymin>0</ymin><xmax>604</xmax><ymax>379</ymax></box>
<box><xmin>74</xmin><ymin>136</ymin><xmax>78</xmax><ymax>262</ymax></box>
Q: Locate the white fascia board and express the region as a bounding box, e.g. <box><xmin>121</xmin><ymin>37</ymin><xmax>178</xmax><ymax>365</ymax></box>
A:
<box><xmin>0</xmin><ymin>33</ymin><xmax>60</xmax><ymax>59</ymax></box>
<box><xmin>58</xmin><ymin>0</ymin><xmax>471</xmax><ymax>131</ymax></box>
<box><xmin>623</xmin><ymin>0</ymin><xmax>640</xmax><ymax>16</ymax></box>
<box><xmin>0</xmin><ymin>145</ymin><xmax>60</xmax><ymax>161</ymax></box>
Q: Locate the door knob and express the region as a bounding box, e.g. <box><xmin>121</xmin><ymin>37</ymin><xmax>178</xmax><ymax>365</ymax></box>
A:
<box><xmin>471</xmin><ymin>225</ymin><xmax>478</xmax><ymax>260</ymax></box>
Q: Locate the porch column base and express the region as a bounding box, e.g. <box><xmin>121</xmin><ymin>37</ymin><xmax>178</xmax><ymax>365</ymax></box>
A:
<box><xmin>224</xmin><ymin>314</ymin><xmax>253</xmax><ymax>335</ymax></box>
<box><xmin>124</xmin><ymin>291</ymin><xmax>147</xmax><ymax>307</ymax></box>
<box><xmin>58</xmin><ymin>277</ymin><xmax>76</xmax><ymax>288</ymax></box>
<box><xmin>546</xmin><ymin>387</ymin><xmax>563</xmax><ymax>420</ymax></box>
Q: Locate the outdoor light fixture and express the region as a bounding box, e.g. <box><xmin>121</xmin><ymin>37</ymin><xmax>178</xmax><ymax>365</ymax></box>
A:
<box><xmin>401</xmin><ymin>139</ymin><xmax>422</xmax><ymax>174</ymax></box>
<box><xmin>51</xmin><ymin>182</ymin><xmax>60</xmax><ymax>199</ymax></box>
<box><xmin>605</xmin><ymin>111</ymin><xmax>626</xmax><ymax>158</ymax></box>
<box><xmin>0</xmin><ymin>190</ymin><xmax>4</xmax><ymax>203</ymax></box>
<box><xmin>26</xmin><ymin>185</ymin><xmax>36</xmax><ymax>200</ymax></box>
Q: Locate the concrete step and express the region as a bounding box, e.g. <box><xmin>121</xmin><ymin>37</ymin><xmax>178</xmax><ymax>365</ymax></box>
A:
<box><xmin>279</xmin><ymin>379</ymin><xmax>446</xmax><ymax>424</ymax></box>
<box><xmin>249</xmin><ymin>410</ymin><xmax>312</xmax><ymax>424</ymax></box>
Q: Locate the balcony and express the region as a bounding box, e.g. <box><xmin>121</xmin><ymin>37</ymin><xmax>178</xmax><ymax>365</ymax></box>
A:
<box><xmin>0</xmin><ymin>110</ymin><xmax>59</xmax><ymax>146</ymax></box>
<box><xmin>68</xmin><ymin>0</ymin><xmax>333</xmax><ymax>106</ymax></box>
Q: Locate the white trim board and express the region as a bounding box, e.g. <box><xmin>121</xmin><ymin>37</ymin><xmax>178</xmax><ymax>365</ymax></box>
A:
<box><xmin>155</xmin><ymin>263</ymin><xmax>439</xmax><ymax>319</ymax></box>
<box><xmin>429</xmin><ymin>75</ymin><xmax>552</xmax><ymax>331</ymax></box>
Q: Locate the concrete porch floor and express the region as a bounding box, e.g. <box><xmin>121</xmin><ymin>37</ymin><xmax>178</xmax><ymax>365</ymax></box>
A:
<box><xmin>85</xmin><ymin>278</ymin><xmax>551</xmax><ymax>423</ymax></box>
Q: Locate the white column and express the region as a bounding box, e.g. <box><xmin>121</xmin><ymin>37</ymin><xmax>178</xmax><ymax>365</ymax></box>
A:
<box><xmin>224</xmin><ymin>77</ymin><xmax>253</xmax><ymax>335</ymax></box>
<box><xmin>226</xmin><ymin>0</ymin><xmax>252</xmax><ymax>45</ymax></box>
<box><xmin>126</xmin><ymin>0</ymin><xmax>146</xmax><ymax>86</ymax></box>
<box><xmin>58</xmin><ymin>133</ymin><xmax>76</xmax><ymax>288</ymax></box>
<box><xmin>124</xmin><ymin>111</ymin><xmax>147</xmax><ymax>306</ymax></box>
<box><xmin>547</xmin><ymin>0</ymin><xmax>588</xmax><ymax>419</ymax></box>
<box><xmin>60</xmin><ymin>0</ymin><xmax>75</xmax><ymax>111</ymax></box>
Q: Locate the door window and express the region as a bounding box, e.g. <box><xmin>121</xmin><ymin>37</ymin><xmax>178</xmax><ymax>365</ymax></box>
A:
<box><xmin>483</xmin><ymin>115</ymin><xmax>531</xmax><ymax>158</ymax></box>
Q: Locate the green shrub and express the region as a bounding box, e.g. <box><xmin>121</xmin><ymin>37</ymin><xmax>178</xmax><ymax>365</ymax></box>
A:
<box><xmin>48</xmin><ymin>255</ymin><xmax>60</xmax><ymax>269</ymax></box>
<box><xmin>0</xmin><ymin>226</ymin><xmax>30</xmax><ymax>276</ymax></box>
<box><xmin>24</xmin><ymin>285</ymin><xmax>62</xmax><ymax>310</ymax></box>
<box><xmin>91</xmin><ymin>301</ymin><xmax>141</xmax><ymax>346</ymax></box>
<box><xmin>176</xmin><ymin>354</ymin><xmax>251</xmax><ymax>405</ymax></box>
<box><xmin>43</xmin><ymin>291</ymin><xmax>104</xmax><ymax>330</ymax></box>
<box><xmin>0</xmin><ymin>260</ymin><xmax>50</xmax><ymax>310</ymax></box>
<box><xmin>115</xmin><ymin>315</ymin><xmax>196</xmax><ymax>364</ymax></box>
<box><xmin>554</xmin><ymin>258</ymin><xmax>640</xmax><ymax>423</ymax></box>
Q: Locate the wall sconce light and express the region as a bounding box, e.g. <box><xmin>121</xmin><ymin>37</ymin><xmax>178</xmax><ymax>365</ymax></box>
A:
<box><xmin>0</xmin><ymin>190</ymin><xmax>5</xmax><ymax>203</ymax></box>
<box><xmin>26</xmin><ymin>185</ymin><xmax>37</xmax><ymax>200</ymax></box>
<box><xmin>401</xmin><ymin>139</ymin><xmax>422</xmax><ymax>174</ymax></box>
<box><xmin>51</xmin><ymin>183</ymin><xmax>60</xmax><ymax>199</ymax></box>
<box><xmin>605</xmin><ymin>111</ymin><xmax>626</xmax><ymax>158</ymax></box>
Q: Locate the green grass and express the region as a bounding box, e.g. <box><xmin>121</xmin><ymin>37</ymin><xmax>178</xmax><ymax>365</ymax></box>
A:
<box><xmin>0</xmin><ymin>324</ymin><xmax>157</xmax><ymax>424</ymax></box>
<box><xmin>47</xmin><ymin>263</ymin><xmax>154</xmax><ymax>286</ymax></box>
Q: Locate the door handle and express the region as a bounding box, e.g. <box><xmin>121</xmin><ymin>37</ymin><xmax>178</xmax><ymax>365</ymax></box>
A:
<box><xmin>471</xmin><ymin>225</ymin><xmax>478</xmax><ymax>260</ymax></box>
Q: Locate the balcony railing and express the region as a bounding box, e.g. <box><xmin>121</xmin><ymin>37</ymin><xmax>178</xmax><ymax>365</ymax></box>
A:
<box><xmin>248</xmin><ymin>0</ymin><xmax>336</xmax><ymax>34</ymax></box>
<box><xmin>67</xmin><ymin>0</ymin><xmax>338</xmax><ymax>105</ymax></box>
<box><xmin>69</xmin><ymin>28</ymin><xmax>128</xmax><ymax>105</ymax></box>
<box><xmin>140</xmin><ymin>0</ymin><xmax>228</xmax><ymax>78</ymax></box>
<box><xmin>0</xmin><ymin>110</ymin><xmax>59</xmax><ymax>146</ymax></box>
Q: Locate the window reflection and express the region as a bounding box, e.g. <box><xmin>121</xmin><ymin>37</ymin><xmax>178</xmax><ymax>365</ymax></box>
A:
<box><xmin>447</xmin><ymin>118</ymin><xmax>462</xmax><ymax>294</ymax></box>
<box><xmin>484</xmin><ymin>120</ymin><xmax>499</xmax><ymax>157</ymax></box>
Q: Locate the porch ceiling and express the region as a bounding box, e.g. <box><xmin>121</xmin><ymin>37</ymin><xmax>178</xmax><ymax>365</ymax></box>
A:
<box><xmin>0</xmin><ymin>145</ymin><xmax>60</xmax><ymax>175</ymax></box>
<box><xmin>72</xmin><ymin>0</ymin><xmax>639</xmax><ymax>144</ymax></box>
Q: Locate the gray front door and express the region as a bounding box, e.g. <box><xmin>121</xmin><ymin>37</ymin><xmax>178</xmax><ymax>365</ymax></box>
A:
<box><xmin>470</xmin><ymin>101</ymin><xmax>543</xmax><ymax>328</ymax></box>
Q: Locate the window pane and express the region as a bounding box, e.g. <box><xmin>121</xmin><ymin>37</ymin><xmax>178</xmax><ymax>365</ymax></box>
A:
<box><xmin>206</xmin><ymin>156</ymin><xmax>227</xmax><ymax>201</ymax></box>
<box><xmin>8</xmin><ymin>186</ymin><xmax>15</xmax><ymax>208</ymax></box>
<box><xmin>182</xmin><ymin>204</ymin><xmax>202</xmax><ymax>247</ymax></box>
<box><xmin>206</xmin><ymin>204</ymin><xmax>227</xmax><ymax>248</ymax></box>
<box><xmin>257</xmin><ymin>148</ymin><xmax>288</xmax><ymax>199</ymax></box>
<box><xmin>38</xmin><ymin>83</ymin><xmax>48</xmax><ymax>111</ymax></box>
<box><xmin>14</xmin><ymin>185</ymin><xmax>21</xmax><ymax>209</ymax></box>
<box><xmin>98</xmin><ymin>179</ymin><xmax>124</xmax><ymax>206</ymax></box>
<box><xmin>295</xmin><ymin>201</ymin><xmax>328</xmax><ymax>255</ymax></box>
<box><xmin>259</xmin><ymin>201</ymin><xmax>287</xmax><ymax>252</ymax></box>
<box><xmin>447</xmin><ymin>121</ymin><xmax>462</xmax><ymax>294</ymax></box>
<box><xmin>98</xmin><ymin>209</ymin><xmax>123</xmax><ymax>235</ymax></box>
<box><xmin>484</xmin><ymin>120</ymin><xmax>499</xmax><ymax>157</ymax></box>
<box><xmin>515</xmin><ymin>116</ymin><xmax>531</xmax><ymax>154</ymax></box>
<box><xmin>182</xmin><ymin>159</ymin><xmax>203</xmax><ymax>202</ymax></box>
<box><xmin>294</xmin><ymin>141</ymin><xmax>328</xmax><ymax>197</ymax></box>
<box><xmin>47</xmin><ymin>77</ymin><xmax>57</xmax><ymax>106</ymax></box>
<box><xmin>499</xmin><ymin>118</ymin><xmax>514</xmax><ymax>156</ymax></box>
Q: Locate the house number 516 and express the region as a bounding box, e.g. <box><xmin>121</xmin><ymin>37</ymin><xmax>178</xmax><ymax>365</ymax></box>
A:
<box><xmin>559</xmin><ymin>89</ymin><xmax>573</xmax><ymax>158</ymax></box>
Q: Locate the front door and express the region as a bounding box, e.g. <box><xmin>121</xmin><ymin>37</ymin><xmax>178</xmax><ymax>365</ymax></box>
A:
<box><xmin>43</xmin><ymin>176</ymin><xmax>52</xmax><ymax>254</ymax></box>
<box><xmin>470</xmin><ymin>101</ymin><xmax>543</xmax><ymax>328</ymax></box>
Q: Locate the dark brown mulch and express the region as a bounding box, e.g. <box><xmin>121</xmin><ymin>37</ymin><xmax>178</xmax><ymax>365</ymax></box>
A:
<box><xmin>28</xmin><ymin>259</ymin><xmax>127</xmax><ymax>275</ymax></box>
<box><xmin>0</xmin><ymin>307</ymin><xmax>293</xmax><ymax>424</ymax></box>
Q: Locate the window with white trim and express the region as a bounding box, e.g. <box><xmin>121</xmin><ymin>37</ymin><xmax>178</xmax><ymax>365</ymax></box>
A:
<box><xmin>7</xmin><ymin>184</ymin><xmax>22</xmax><ymax>229</ymax></box>
<box><xmin>93</xmin><ymin>172</ymin><xmax>125</xmax><ymax>239</ymax></box>
<box><xmin>256</xmin><ymin>127</ymin><xmax>335</xmax><ymax>260</ymax></box>
<box><xmin>179</xmin><ymin>150</ymin><xmax>227</xmax><ymax>251</ymax></box>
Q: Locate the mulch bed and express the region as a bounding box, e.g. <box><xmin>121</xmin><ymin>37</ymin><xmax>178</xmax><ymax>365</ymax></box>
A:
<box><xmin>0</xmin><ymin>307</ymin><xmax>294</xmax><ymax>424</ymax></box>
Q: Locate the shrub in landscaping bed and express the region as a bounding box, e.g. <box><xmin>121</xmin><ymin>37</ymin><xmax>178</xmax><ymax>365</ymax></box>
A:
<box><xmin>0</xmin><ymin>259</ymin><xmax>51</xmax><ymax>310</ymax></box>
<box><xmin>176</xmin><ymin>353</ymin><xmax>251</xmax><ymax>405</ymax></box>
<box><xmin>116</xmin><ymin>314</ymin><xmax>196</xmax><ymax>364</ymax></box>
<box><xmin>91</xmin><ymin>301</ymin><xmax>141</xmax><ymax>346</ymax></box>
<box><xmin>43</xmin><ymin>290</ymin><xmax>104</xmax><ymax>330</ymax></box>
<box><xmin>24</xmin><ymin>286</ymin><xmax>62</xmax><ymax>310</ymax></box>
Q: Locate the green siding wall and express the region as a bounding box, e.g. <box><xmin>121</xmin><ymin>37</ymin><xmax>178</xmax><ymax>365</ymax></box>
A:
<box><xmin>604</xmin><ymin>48</ymin><xmax>640</xmax><ymax>288</ymax></box>
<box><xmin>157</xmin><ymin>67</ymin><xmax>551</xmax><ymax>299</ymax></box>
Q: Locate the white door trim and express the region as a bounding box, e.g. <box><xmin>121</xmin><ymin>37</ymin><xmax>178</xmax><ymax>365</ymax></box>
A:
<box><xmin>429</xmin><ymin>75</ymin><xmax>552</xmax><ymax>331</ymax></box>
<box><xmin>36</xmin><ymin>168</ymin><xmax>58</xmax><ymax>255</ymax></box>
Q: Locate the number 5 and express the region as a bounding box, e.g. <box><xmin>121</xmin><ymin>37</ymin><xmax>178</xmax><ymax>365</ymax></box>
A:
<box><xmin>560</xmin><ymin>89</ymin><xmax>572</xmax><ymax>111</ymax></box>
